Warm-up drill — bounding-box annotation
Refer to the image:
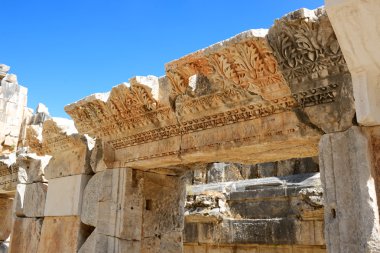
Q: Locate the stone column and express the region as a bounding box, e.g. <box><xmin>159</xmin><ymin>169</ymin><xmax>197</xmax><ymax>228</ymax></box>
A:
<box><xmin>319</xmin><ymin>127</ymin><xmax>380</xmax><ymax>253</ymax></box>
<box><xmin>35</xmin><ymin>118</ymin><xmax>93</xmax><ymax>253</ymax></box>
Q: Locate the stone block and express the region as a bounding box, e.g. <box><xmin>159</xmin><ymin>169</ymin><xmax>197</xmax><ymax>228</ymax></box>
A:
<box><xmin>0</xmin><ymin>198</ymin><xmax>12</xmax><ymax>241</ymax></box>
<box><xmin>16</xmin><ymin>154</ymin><xmax>50</xmax><ymax>184</ymax></box>
<box><xmin>81</xmin><ymin>172</ymin><xmax>103</xmax><ymax>227</ymax></box>
<box><xmin>42</xmin><ymin>118</ymin><xmax>94</xmax><ymax>179</ymax></box>
<box><xmin>326</xmin><ymin>0</ymin><xmax>380</xmax><ymax>125</ymax></box>
<box><xmin>45</xmin><ymin>174</ymin><xmax>91</xmax><ymax>216</ymax></box>
<box><xmin>90</xmin><ymin>139</ymin><xmax>114</xmax><ymax>173</ymax></box>
<box><xmin>320</xmin><ymin>127</ymin><xmax>380</xmax><ymax>253</ymax></box>
<box><xmin>78</xmin><ymin>229</ymin><xmax>140</xmax><ymax>253</ymax></box>
<box><xmin>8</xmin><ymin>217</ymin><xmax>43</xmax><ymax>253</ymax></box>
<box><xmin>37</xmin><ymin>216</ymin><xmax>92</xmax><ymax>253</ymax></box>
<box><xmin>97</xmin><ymin>168</ymin><xmax>143</xmax><ymax>240</ymax></box>
<box><xmin>13</xmin><ymin>184</ymin><xmax>26</xmax><ymax>216</ymax></box>
<box><xmin>23</xmin><ymin>183</ymin><xmax>47</xmax><ymax>217</ymax></box>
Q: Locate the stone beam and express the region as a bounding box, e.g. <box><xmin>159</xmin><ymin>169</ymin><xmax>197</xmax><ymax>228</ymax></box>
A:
<box><xmin>65</xmin><ymin>8</ymin><xmax>354</xmax><ymax>171</ymax></box>
<box><xmin>325</xmin><ymin>0</ymin><xmax>380</xmax><ymax>126</ymax></box>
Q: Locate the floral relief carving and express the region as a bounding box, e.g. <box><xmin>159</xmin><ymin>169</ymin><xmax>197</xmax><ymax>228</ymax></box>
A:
<box><xmin>268</xmin><ymin>14</ymin><xmax>346</xmax><ymax>80</ymax></box>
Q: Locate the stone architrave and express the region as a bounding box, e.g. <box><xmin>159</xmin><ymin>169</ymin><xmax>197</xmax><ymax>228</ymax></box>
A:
<box><xmin>65</xmin><ymin>8</ymin><xmax>354</xmax><ymax>170</ymax></box>
<box><xmin>42</xmin><ymin>118</ymin><xmax>94</xmax><ymax>179</ymax></box>
<box><xmin>97</xmin><ymin>168</ymin><xmax>144</xmax><ymax>240</ymax></box>
<box><xmin>0</xmin><ymin>197</ymin><xmax>13</xmax><ymax>241</ymax></box>
<box><xmin>37</xmin><ymin>216</ymin><xmax>92</xmax><ymax>253</ymax></box>
<box><xmin>8</xmin><ymin>217</ymin><xmax>43</xmax><ymax>253</ymax></box>
<box><xmin>44</xmin><ymin>174</ymin><xmax>91</xmax><ymax>216</ymax></box>
<box><xmin>319</xmin><ymin>127</ymin><xmax>380</xmax><ymax>253</ymax></box>
<box><xmin>325</xmin><ymin>0</ymin><xmax>380</xmax><ymax>126</ymax></box>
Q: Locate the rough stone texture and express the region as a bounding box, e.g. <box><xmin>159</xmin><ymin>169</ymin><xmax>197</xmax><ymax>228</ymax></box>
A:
<box><xmin>0</xmin><ymin>198</ymin><xmax>13</xmax><ymax>241</ymax></box>
<box><xmin>326</xmin><ymin>0</ymin><xmax>380</xmax><ymax>126</ymax></box>
<box><xmin>81</xmin><ymin>172</ymin><xmax>103</xmax><ymax>227</ymax></box>
<box><xmin>44</xmin><ymin>174</ymin><xmax>91</xmax><ymax>216</ymax></box>
<box><xmin>184</xmin><ymin>244</ymin><xmax>326</xmax><ymax>253</ymax></box>
<box><xmin>141</xmin><ymin>172</ymin><xmax>186</xmax><ymax>253</ymax></box>
<box><xmin>42</xmin><ymin>118</ymin><xmax>94</xmax><ymax>179</ymax></box>
<box><xmin>37</xmin><ymin>216</ymin><xmax>92</xmax><ymax>253</ymax></box>
<box><xmin>319</xmin><ymin>126</ymin><xmax>380</xmax><ymax>253</ymax></box>
<box><xmin>13</xmin><ymin>183</ymin><xmax>26</xmax><ymax>216</ymax></box>
<box><xmin>185</xmin><ymin>173</ymin><xmax>324</xmax><ymax>247</ymax></box>
<box><xmin>79</xmin><ymin>229</ymin><xmax>141</xmax><ymax>253</ymax></box>
<box><xmin>15</xmin><ymin>153</ymin><xmax>50</xmax><ymax>184</ymax></box>
<box><xmin>90</xmin><ymin>139</ymin><xmax>114</xmax><ymax>173</ymax></box>
<box><xmin>0</xmin><ymin>154</ymin><xmax>17</xmax><ymax>193</ymax></box>
<box><xmin>8</xmin><ymin>217</ymin><xmax>43</xmax><ymax>253</ymax></box>
<box><xmin>23</xmin><ymin>183</ymin><xmax>47</xmax><ymax>217</ymax></box>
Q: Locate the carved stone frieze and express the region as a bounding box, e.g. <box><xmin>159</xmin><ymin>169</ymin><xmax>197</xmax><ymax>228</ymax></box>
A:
<box><xmin>166</xmin><ymin>30</ymin><xmax>291</xmax><ymax>101</ymax></box>
<box><xmin>65</xmin><ymin>7</ymin><xmax>356</xmax><ymax>170</ymax></box>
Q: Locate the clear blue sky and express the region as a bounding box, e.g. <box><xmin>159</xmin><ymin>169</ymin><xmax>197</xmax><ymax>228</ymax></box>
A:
<box><xmin>3</xmin><ymin>0</ymin><xmax>323</xmax><ymax>118</ymax></box>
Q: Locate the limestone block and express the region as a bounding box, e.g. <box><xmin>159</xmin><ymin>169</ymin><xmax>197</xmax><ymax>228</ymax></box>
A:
<box><xmin>42</xmin><ymin>118</ymin><xmax>94</xmax><ymax>179</ymax></box>
<box><xmin>79</xmin><ymin>229</ymin><xmax>141</xmax><ymax>253</ymax></box>
<box><xmin>44</xmin><ymin>174</ymin><xmax>91</xmax><ymax>216</ymax></box>
<box><xmin>81</xmin><ymin>172</ymin><xmax>103</xmax><ymax>227</ymax></box>
<box><xmin>319</xmin><ymin>127</ymin><xmax>380</xmax><ymax>253</ymax></box>
<box><xmin>16</xmin><ymin>154</ymin><xmax>50</xmax><ymax>184</ymax></box>
<box><xmin>8</xmin><ymin>217</ymin><xmax>43</xmax><ymax>253</ymax></box>
<box><xmin>90</xmin><ymin>139</ymin><xmax>114</xmax><ymax>173</ymax></box>
<box><xmin>13</xmin><ymin>184</ymin><xmax>26</xmax><ymax>216</ymax></box>
<box><xmin>0</xmin><ymin>198</ymin><xmax>13</xmax><ymax>241</ymax></box>
<box><xmin>37</xmin><ymin>216</ymin><xmax>92</xmax><ymax>253</ymax></box>
<box><xmin>97</xmin><ymin>168</ymin><xmax>143</xmax><ymax>240</ymax></box>
<box><xmin>0</xmin><ymin>154</ymin><xmax>17</xmax><ymax>193</ymax></box>
<box><xmin>326</xmin><ymin>0</ymin><xmax>380</xmax><ymax>125</ymax></box>
<box><xmin>23</xmin><ymin>183</ymin><xmax>47</xmax><ymax>217</ymax></box>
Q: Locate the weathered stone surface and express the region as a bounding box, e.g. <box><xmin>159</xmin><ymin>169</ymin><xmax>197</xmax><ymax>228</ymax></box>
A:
<box><xmin>42</xmin><ymin>118</ymin><xmax>94</xmax><ymax>179</ymax></box>
<box><xmin>97</xmin><ymin>168</ymin><xmax>143</xmax><ymax>240</ymax></box>
<box><xmin>141</xmin><ymin>172</ymin><xmax>186</xmax><ymax>252</ymax></box>
<box><xmin>326</xmin><ymin>0</ymin><xmax>380</xmax><ymax>126</ymax></box>
<box><xmin>90</xmin><ymin>139</ymin><xmax>114</xmax><ymax>173</ymax></box>
<box><xmin>0</xmin><ymin>154</ymin><xmax>17</xmax><ymax>193</ymax></box>
<box><xmin>0</xmin><ymin>198</ymin><xmax>12</xmax><ymax>241</ymax></box>
<box><xmin>0</xmin><ymin>71</ymin><xmax>28</xmax><ymax>154</ymax></box>
<box><xmin>15</xmin><ymin>153</ymin><xmax>50</xmax><ymax>184</ymax></box>
<box><xmin>37</xmin><ymin>216</ymin><xmax>92</xmax><ymax>253</ymax></box>
<box><xmin>23</xmin><ymin>183</ymin><xmax>47</xmax><ymax>217</ymax></box>
<box><xmin>81</xmin><ymin>172</ymin><xmax>103</xmax><ymax>227</ymax></box>
<box><xmin>184</xmin><ymin>244</ymin><xmax>326</xmax><ymax>253</ymax></box>
<box><xmin>320</xmin><ymin>126</ymin><xmax>380</xmax><ymax>253</ymax></box>
<box><xmin>79</xmin><ymin>229</ymin><xmax>141</xmax><ymax>253</ymax></box>
<box><xmin>13</xmin><ymin>183</ymin><xmax>25</xmax><ymax>216</ymax></box>
<box><xmin>8</xmin><ymin>217</ymin><xmax>43</xmax><ymax>253</ymax></box>
<box><xmin>44</xmin><ymin>174</ymin><xmax>91</xmax><ymax>216</ymax></box>
<box><xmin>267</xmin><ymin>8</ymin><xmax>355</xmax><ymax>133</ymax></box>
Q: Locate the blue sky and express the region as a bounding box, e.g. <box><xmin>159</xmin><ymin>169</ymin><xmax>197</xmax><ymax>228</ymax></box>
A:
<box><xmin>3</xmin><ymin>0</ymin><xmax>323</xmax><ymax>118</ymax></box>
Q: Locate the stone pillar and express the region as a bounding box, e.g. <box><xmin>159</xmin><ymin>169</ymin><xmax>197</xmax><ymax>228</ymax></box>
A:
<box><xmin>34</xmin><ymin>118</ymin><xmax>93</xmax><ymax>253</ymax></box>
<box><xmin>319</xmin><ymin>127</ymin><xmax>380</xmax><ymax>253</ymax></box>
<box><xmin>325</xmin><ymin>0</ymin><xmax>380</xmax><ymax>126</ymax></box>
<box><xmin>79</xmin><ymin>167</ymin><xmax>186</xmax><ymax>253</ymax></box>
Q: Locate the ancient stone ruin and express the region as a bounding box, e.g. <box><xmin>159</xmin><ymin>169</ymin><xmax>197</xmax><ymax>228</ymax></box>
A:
<box><xmin>1</xmin><ymin>1</ymin><xmax>380</xmax><ymax>253</ymax></box>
